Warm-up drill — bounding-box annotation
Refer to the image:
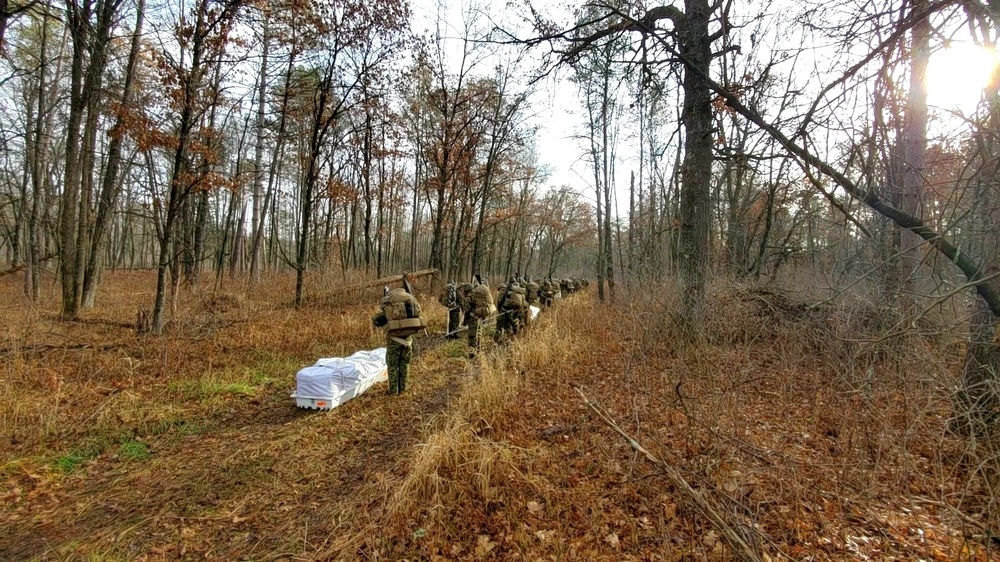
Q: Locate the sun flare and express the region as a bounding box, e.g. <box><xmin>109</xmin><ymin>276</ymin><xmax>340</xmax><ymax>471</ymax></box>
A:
<box><xmin>926</xmin><ymin>42</ymin><xmax>999</xmax><ymax>113</ymax></box>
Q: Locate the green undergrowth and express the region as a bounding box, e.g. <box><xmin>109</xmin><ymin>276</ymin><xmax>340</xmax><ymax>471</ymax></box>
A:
<box><xmin>168</xmin><ymin>354</ymin><xmax>297</xmax><ymax>401</ymax></box>
<box><xmin>51</xmin><ymin>435</ymin><xmax>151</xmax><ymax>473</ymax></box>
<box><xmin>117</xmin><ymin>438</ymin><xmax>150</xmax><ymax>461</ymax></box>
<box><xmin>54</xmin><ymin>450</ymin><xmax>97</xmax><ymax>472</ymax></box>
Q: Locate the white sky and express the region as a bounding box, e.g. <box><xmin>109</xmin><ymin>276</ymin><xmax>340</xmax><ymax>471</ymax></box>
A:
<box><xmin>407</xmin><ymin>0</ymin><xmax>998</xmax><ymax>220</ymax></box>
<box><xmin>408</xmin><ymin>0</ymin><xmax>590</xmax><ymax>193</ymax></box>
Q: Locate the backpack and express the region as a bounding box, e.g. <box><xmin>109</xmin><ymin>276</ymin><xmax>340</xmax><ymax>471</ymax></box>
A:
<box><xmin>439</xmin><ymin>284</ymin><xmax>457</xmax><ymax>307</ymax></box>
<box><xmin>469</xmin><ymin>283</ymin><xmax>496</xmax><ymax>318</ymax></box>
<box><xmin>526</xmin><ymin>282</ymin><xmax>539</xmax><ymax>303</ymax></box>
<box><xmin>505</xmin><ymin>286</ymin><xmax>527</xmax><ymax>310</ymax></box>
<box><xmin>381</xmin><ymin>288</ymin><xmax>425</xmax><ymax>337</ymax></box>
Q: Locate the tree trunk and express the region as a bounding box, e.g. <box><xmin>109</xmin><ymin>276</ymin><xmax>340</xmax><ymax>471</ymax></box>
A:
<box><xmin>82</xmin><ymin>0</ymin><xmax>144</xmax><ymax>307</ymax></box>
<box><xmin>898</xmin><ymin>2</ymin><xmax>930</xmax><ymax>310</ymax></box>
<box><xmin>153</xmin><ymin>0</ymin><xmax>214</xmax><ymax>334</ymax></box>
<box><xmin>249</xmin><ymin>14</ymin><xmax>269</xmax><ymax>282</ymax></box>
<box><xmin>58</xmin><ymin>0</ymin><xmax>91</xmax><ymax>320</ymax></box>
<box><xmin>26</xmin><ymin>11</ymin><xmax>48</xmax><ymax>302</ymax></box>
<box><xmin>676</xmin><ymin>0</ymin><xmax>713</xmax><ymax>334</ymax></box>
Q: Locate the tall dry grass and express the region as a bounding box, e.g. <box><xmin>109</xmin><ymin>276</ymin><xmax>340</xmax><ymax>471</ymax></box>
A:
<box><xmin>329</xmin><ymin>297</ymin><xmax>586</xmax><ymax>558</ymax></box>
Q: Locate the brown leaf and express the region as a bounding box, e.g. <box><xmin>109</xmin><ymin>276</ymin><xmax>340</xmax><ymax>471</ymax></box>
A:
<box><xmin>475</xmin><ymin>534</ymin><xmax>496</xmax><ymax>557</ymax></box>
<box><xmin>605</xmin><ymin>532</ymin><xmax>619</xmax><ymax>549</ymax></box>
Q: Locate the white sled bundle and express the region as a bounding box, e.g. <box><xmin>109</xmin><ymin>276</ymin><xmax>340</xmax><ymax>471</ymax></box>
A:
<box><xmin>291</xmin><ymin>348</ymin><xmax>388</xmax><ymax>410</ymax></box>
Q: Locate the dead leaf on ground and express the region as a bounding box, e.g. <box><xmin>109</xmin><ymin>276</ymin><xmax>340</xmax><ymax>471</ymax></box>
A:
<box><xmin>605</xmin><ymin>532</ymin><xmax>620</xmax><ymax>549</ymax></box>
<box><xmin>475</xmin><ymin>534</ymin><xmax>496</xmax><ymax>557</ymax></box>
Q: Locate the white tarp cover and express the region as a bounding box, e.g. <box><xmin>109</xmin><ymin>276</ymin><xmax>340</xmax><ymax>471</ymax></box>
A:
<box><xmin>293</xmin><ymin>348</ymin><xmax>388</xmax><ymax>407</ymax></box>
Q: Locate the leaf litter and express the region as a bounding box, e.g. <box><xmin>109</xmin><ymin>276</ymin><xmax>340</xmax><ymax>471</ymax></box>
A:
<box><xmin>0</xmin><ymin>274</ymin><xmax>995</xmax><ymax>560</ymax></box>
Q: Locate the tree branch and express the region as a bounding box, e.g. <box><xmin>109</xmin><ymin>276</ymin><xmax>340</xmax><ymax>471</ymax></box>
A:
<box><xmin>576</xmin><ymin>386</ymin><xmax>763</xmax><ymax>562</ymax></box>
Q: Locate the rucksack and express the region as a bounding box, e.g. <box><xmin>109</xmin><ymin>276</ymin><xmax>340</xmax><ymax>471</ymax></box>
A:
<box><xmin>469</xmin><ymin>283</ymin><xmax>496</xmax><ymax>318</ymax></box>
<box><xmin>439</xmin><ymin>284</ymin><xmax>457</xmax><ymax>307</ymax></box>
<box><xmin>526</xmin><ymin>282</ymin><xmax>539</xmax><ymax>303</ymax></box>
<box><xmin>381</xmin><ymin>288</ymin><xmax>425</xmax><ymax>336</ymax></box>
<box><xmin>505</xmin><ymin>286</ymin><xmax>527</xmax><ymax>310</ymax></box>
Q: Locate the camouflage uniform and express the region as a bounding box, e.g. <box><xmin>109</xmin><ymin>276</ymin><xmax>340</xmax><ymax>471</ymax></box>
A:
<box><xmin>385</xmin><ymin>337</ymin><xmax>412</xmax><ymax>394</ymax></box>
<box><xmin>494</xmin><ymin>284</ymin><xmax>512</xmax><ymax>343</ymax></box>
<box><xmin>439</xmin><ymin>281</ymin><xmax>461</xmax><ymax>339</ymax></box>
<box><xmin>465</xmin><ymin>284</ymin><xmax>483</xmax><ymax>350</ymax></box>
<box><xmin>539</xmin><ymin>279</ymin><xmax>553</xmax><ymax>307</ymax></box>
<box><xmin>526</xmin><ymin>280</ymin><xmax>540</xmax><ymax>306</ymax></box>
<box><xmin>458</xmin><ymin>283</ymin><xmax>474</xmax><ymax>327</ymax></box>
<box><xmin>373</xmin><ymin>288</ymin><xmax>421</xmax><ymax>395</ymax></box>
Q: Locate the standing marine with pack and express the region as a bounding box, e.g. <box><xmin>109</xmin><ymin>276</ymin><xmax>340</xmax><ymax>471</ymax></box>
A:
<box><xmin>494</xmin><ymin>282</ymin><xmax>511</xmax><ymax>343</ymax></box>
<box><xmin>508</xmin><ymin>280</ymin><xmax>529</xmax><ymax>334</ymax></box>
<box><xmin>458</xmin><ymin>282</ymin><xmax>475</xmax><ymax>330</ymax></box>
<box><xmin>372</xmin><ymin>276</ymin><xmax>425</xmax><ymax>395</ymax></box>
<box><xmin>465</xmin><ymin>274</ymin><xmax>495</xmax><ymax>354</ymax></box>
<box><xmin>539</xmin><ymin>278</ymin><xmax>554</xmax><ymax>307</ymax></box>
<box><xmin>496</xmin><ymin>277</ymin><xmax>528</xmax><ymax>342</ymax></box>
<box><xmin>525</xmin><ymin>278</ymin><xmax>540</xmax><ymax>307</ymax></box>
<box><xmin>439</xmin><ymin>280</ymin><xmax>461</xmax><ymax>339</ymax></box>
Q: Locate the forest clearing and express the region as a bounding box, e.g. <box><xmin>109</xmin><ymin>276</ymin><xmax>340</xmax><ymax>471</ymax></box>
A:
<box><xmin>0</xmin><ymin>270</ymin><xmax>995</xmax><ymax>560</ymax></box>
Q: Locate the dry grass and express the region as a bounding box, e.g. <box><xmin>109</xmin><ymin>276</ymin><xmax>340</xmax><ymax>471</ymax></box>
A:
<box><xmin>326</xmin><ymin>280</ymin><xmax>996</xmax><ymax>560</ymax></box>
<box><xmin>0</xmin><ymin>268</ymin><xmax>460</xmax><ymax>559</ymax></box>
<box><xmin>3</xmin><ymin>270</ymin><xmax>998</xmax><ymax>560</ymax></box>
<box><xmin>325</xmin><ymin>298</ymin><xmax>585</xmax><ymax>559</ymax></box>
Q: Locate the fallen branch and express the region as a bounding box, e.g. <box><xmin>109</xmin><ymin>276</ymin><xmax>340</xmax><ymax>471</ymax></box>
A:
<box><xmin>40</xmin><ymin>314</ymin><xmax>137</xmax><ymax>330</ymax></box>
<box><xmin>0</xmin><ymin>254</ymin><xmax>56</xmax><ymax>278</ymax></box>
<box><xmin>360</xmin><ymin>268</ymin><xmax>439</xmax><ymax>289</ymax></box>
<box><xmin>575</xmin><ymin>386</ymin><xmax>763</xmax><ymax>562</ymax></box>
<box><xmin>0</xmin><ymin>263</ymin><xmax>26</xmax><ymax>277</ymax></box>
<box><xmin>312</xmin><ymin>268</ymin><xmax>439</xmax><ymax>301</ymax></box>
<box><xmin>912</xmin><ymin>496</ymin><xmax>994</xmax><ymax>535</ymax></box>
<box><xmin>0</xmin><ymin>342</ymin><xmax>125</xmax><ymax>356</ymax></box>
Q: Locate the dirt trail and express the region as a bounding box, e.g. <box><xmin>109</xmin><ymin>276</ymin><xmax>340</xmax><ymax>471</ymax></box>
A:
<box><xmin>1</xmin><ymin>335</ymin><xmax>468</xmax><ymax>559</ymax></box>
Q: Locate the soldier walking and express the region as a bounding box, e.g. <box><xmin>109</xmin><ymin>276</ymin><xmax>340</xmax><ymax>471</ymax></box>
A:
<box><xmin>372</xmin><ymin>277</ymin><xmax>424</xmax><ymax>395</ymax></box>
<box><xmin>439</xmin><ymin>280</ymin><xmax>461</xmax><ymax>339</ymax></box>
<box><xmin>494</xmin><ymin>283</ymin><xmax>512</xmax><ymax>344</ymax></box>
<box><xmin>466</xmin><ymin>274</ymin><xmax>494</xmax><ymax>354</ymax></box>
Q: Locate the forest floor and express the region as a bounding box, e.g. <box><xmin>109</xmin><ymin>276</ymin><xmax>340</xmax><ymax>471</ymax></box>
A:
<box><xmin>1</xmin><ymin>270</ymin><xmax>997</xmax><ymax>560</ymax></box>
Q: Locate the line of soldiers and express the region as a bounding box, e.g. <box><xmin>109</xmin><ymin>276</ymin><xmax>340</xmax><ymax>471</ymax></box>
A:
<box><xmin>373</xmin><ymin>272</ymin><xmax>589</xmax><ymax>396</ymax></box>
<box><xmin>438</xmin><ymin>274</ymin><xmax>590</xmax><ymax>354</ymax></box>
